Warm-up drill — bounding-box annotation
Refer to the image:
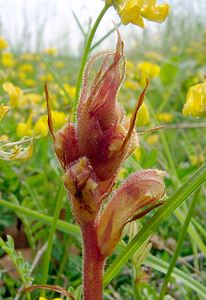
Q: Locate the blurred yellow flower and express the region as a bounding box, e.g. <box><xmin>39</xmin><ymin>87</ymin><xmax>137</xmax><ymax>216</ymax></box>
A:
<box><xmin>40</xmin><ymin>73</ymin><xmax>54</xmax><ymax>82</ymax></box>
<box><xmin>116</xmin><ymin>0</ymin><xmax>169</xmax><ymax>28</ymax></box>
<box><xmin>23</xmin><ymin>93</ymin><xmax>41</xmax><ymax>106</ymax></box>
<box><xmin>63</xmin><ymin>83</ymin><xmax>76</xmax><ymax>99</ymax></box>
<box><xmin>0</xmin><ymin>104</ymin><xmax>9</xmax><ymax>121</ymax></box>
<box><xmin>44</xmin><ymin>47</ymin><xmax>58</xmax><ymax>56</ymax></box>
<box><xmin>23</xmin><ymin>78</ymin><xmax>36</xmax><ymax>87</ymax></box>
<box><xmin>19</xmin><ymin>63</ymin><xmax>34</xmax><ymax>73</ymax></box>
<box><xmin>2</xmin><ymin>52</ymin><xmax>15</xmax><ymax>68</ymax></box>
<box><xmin>0</xmin><ymin>37</ymin><xmax>9</xmax><ymax>50</ymax></box>
<box><xmin>2</xmin><ymin>82</ymin><xmax>23</xmax><ymax>107</ymax></box>
<box><xmin>34</xmin><ymin>111</ymin><xmax>67</xmax><ymax>136</ymax></box>
<box><xmin>137</xmin><ymin>61</ymin><xmax>160</xmax><ymax>86</ymax></box>
<box><xmin>132</xmin><ymin>146</ymin><xmax>141</xmax><ymax>161</ymax></box>
<box><xmin>55</xmin><ymin>61</ymin><xmax>65</xmax><ymax>69</ymax></box>
<box><xmin>137</xmin><ymin>102</ymin><xmax>150</xmax><ymax>126</ymax></box>
<box><xmin>20</xmin><ymin>53</ymin><xmax>34</xmax><ymax>61</ymax></box>
<box><xmin>16</xmin><ymin>115</ymin><xmax>33</xmax><ymax>137</ymax></box>
<box><xmin>189</xmin><ymin>154</ymin><xmax>204</xmax><ymax>166</ymax></box>
<box><xmin>156</xmin><ymin>112</ymin><xmax>173</xmax><ymax>123</ymax></box>
<box><xmin>146</xmin><ymin>133</ymin><xmax>159</xmax><ymax>145</ymax></box>
<box><xmin>183</xmin><ymin>82</ymin><xmax>206</xmax><ymax>117</ymax></box>
<box><xmin>124</xmin><ymin>80</ymin><xmax>139</xmax><ymax>91</ymax></box>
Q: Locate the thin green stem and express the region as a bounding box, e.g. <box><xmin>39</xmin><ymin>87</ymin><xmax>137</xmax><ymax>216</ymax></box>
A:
<box><xmin>159</xmin><ymin>189</ymin><xmax>200</xmax><ymax>299</ymax></box>
<box><xmin>74</xmin><ymin>3</ymin><xmax>110</xmax><ymax>115</ymax></box>
<box><xmin>40</xmin><ymin>184</ymin><xmax>65</xmax><ymax>297</ymax></box>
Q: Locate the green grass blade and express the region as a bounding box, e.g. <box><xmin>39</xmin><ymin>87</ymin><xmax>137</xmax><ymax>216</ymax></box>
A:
<box><xmin>0</xmin><ymin>198</ymin><xmax>80</xmax><ymax>237</ymax></box>
<box><xmin>146</xmin><ymin>254</ymin><xmax>206</xmax><ymax>298</ymax></box>
<box><xmin>103</xmin><ymin>162</ymin><xmax>206</xmax><ymax>286</ymax></box>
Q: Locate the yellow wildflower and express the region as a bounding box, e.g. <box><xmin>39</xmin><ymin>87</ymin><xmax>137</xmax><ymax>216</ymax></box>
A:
<box><xmin>132</xmin><ymin>146</ymin><xmax>141</xmax><ymax>161</ymax></box>
<box><xmin>141</xmin><ymin>2</ymin><xmax>170</xmax><ymax>23</ymax></box>
<box><xmin>39</xmin><ymin>73</ymin><xmax>54</xmax><ymax>82</ymax></box>
<box><xmin>146</xmin><ymin>133</ymin><xmax>159</xmax><ymax>145</ymax></box>
<box><xmin>23</xmin><ymin>93</ymin><xmax>41</xmax><ymax>105</ymax></box>
<box><xmin>63</xmin><ymin>83</ymin><xmax>76</xmax><ymax>99</ymax></box>
<box><xmin>137</xmin><ymin>61</ymin><xmax>160</xmax><ymax>86</ymax></box>
<box><xmin>183</xmin><ymin>82</ymin><xmax>206</xmax><ymax>117</ymax></box>
<box><xmin>55</xmin><ymin>61</ymin><xmax>65</xmax><ymax>69</ymax></box>
<box><xmin>20</xmin><ymin>53</ymin><xmax>34</xmax><ymax>61</ymax></box>
<box><xmin>2</xmin><ymin>82</ymin><xmax>23</xmax><ymax>107</ymax></box>
<box><xmin>156</xmin><ymin>112</ymin><xmax>173</xmax><ymax>123</ymax></box>
<box><xmin>44</xmin><ymin>47</ymin><xmax>58</xmax><ymax>56</ymax></box>
<box><xmin>124</xmin><ymin>80</ymin><xmax>139</xmax><ymax>91</ymax></box>
<box><xmin>0</xmin><ymin>37</ymin><xmax>9</xmax><ymax>50</ymax></box>
<box><xmin>126</xmin><ymin>60</ymin><xmax>134</xmax><ymax>72</ymax></box>
<box><xmin>0</xmin><ymin>104</ymin><xmax>9</xmax><ymax>121</ymax></box>
<box><xmin>115</xmin><ymin>0</ymin><xmax>169</xmax><ymax>28</ymax></box>
<box><xmin>2</xmin><ymin>52</ymin><xmax>15</xmax><ymax>68</ymax></box>
<box><xmin>19</xmin><ymin>63</ymin><xmax>34</xmax><ymax>73</ymax></box>
<box><xmin>189</xmin><ymin>154</ymin><xmax>204</xmax><ymax>166</ymax></box>
<box><xmin>23</xmin><ymin>78</ymin><xmax>36</xmax><ymax>87</ymax></box>
<box><xmin>34</xmin><ymin>111</ymin><xmax>67</xmax><ymax>136</ymax></box>
<box><xmin>137</xmin><ymin>102</ymin><xmax>150</xmax><ymax>126</ymax></box>
<box><xmin>16</xmin><ymin>115</ymin><xmax>33</xmax><ymax>137</ymax></box>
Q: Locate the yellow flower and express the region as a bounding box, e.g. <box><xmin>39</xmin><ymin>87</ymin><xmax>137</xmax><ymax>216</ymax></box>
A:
<box><xmin>39</xmin><ymin>73</ymin><xmax>54</xmax><ymax>82</ymax></box>
<box><xmin>2</xmin><ymin>52</ymin><xmax>15</xmax><ymax>68</ymax></box>
<box><xmin>132</xmin><ymin>146</ymin><xmax>141</xmax><ymax>161</ymax></box>
<box><xmin>137</xmin><ymin>61</ymin><xmax>160</xmax><ymax>86</ymax></box>
<box><xmin>116</xmin><ymin>0</ymin><xmax>169</xmax><ymax>28</ymax></box>
<box><xmin>23</xmin><ymin>78</ymin><xmax>36</xmax><ymax>87</ymax></box>
<box><xmin>0</xmin><ymin>37</ymin><xmax>9</xmax><ymax>50</ymax></box>
<box><xmin>183</xmin><ymin>82</ymin><xmax>206</xmax><ymax>117</ymax></box>
<box><xmin>137</xmin><ymin>102</ymin><xmax>150</xmax><ymax>126</ymax></box>
<box><xmin>23</xmin><ymin>93</ymin><xmax>41</xmax><ymax>105</ymax></box>
<box><xmin>20</xmin><ymin>53</ymin><xmax>34</xmax><ymax>61</ymax></box>
<box><xmin>124</xmin><ymin>80</ymin><xmax>139</xmax><ymax>91</ymax></box>
<box><xmin>146</xmin><ymin>133</ymin><xmax>159</xmax><ymax>145</ymax></box>
<box><xmin>34</xmin><ymin>111</ymin><xmax>67</xmax><ymax>136</ymax></box>
<box><xmin>141</xmin><ymin>3</ymin><xmax>170</xmax><ymax>23</ymax></box>
<box><xmin>19</xmin><ymin>63</ymin><xmax>34</xmax><ymax>73</ymax></box>
<box><xmin>119</xmin><ymin>0</ymin><xmax>144</xmax><ymax>27</ymax></box>
<box><xmin>16</xmin><ymin>115</ymin><xmax>33</xmax><ymax>137</ymax></box>
<box><xmin>2</xmin><ymin>82</ymin><xmax>23</xmax><ymax>107</ymax></box>
<box><xmin>63</xmin><ymin>83</ymin><xmax>76</xmax><ymax>99</ymax></box>
<box><xmin>44</xmin><ymin>47</ymin><xmax>58</xmax><ymax>56</ymax></box>
<box><xmin>0</xmin><ymin>104</ymin><xmax>9</xmax><ymax>121</ymax></box>
<box><xmin>55</xmin><ymin>61</ymin><xmax>65</xmax><ymax>69</ymax></box>
<box><xmin>156</xmin><ymin>112</ymin><xmax>173</xmax><ymax>123</ymax></box>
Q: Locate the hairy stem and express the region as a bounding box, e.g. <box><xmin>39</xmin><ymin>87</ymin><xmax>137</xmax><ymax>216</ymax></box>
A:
<box><xmin>81</xmin><ymin>222</ymin><xmax>105</xmax><ymax>300</ymax></box>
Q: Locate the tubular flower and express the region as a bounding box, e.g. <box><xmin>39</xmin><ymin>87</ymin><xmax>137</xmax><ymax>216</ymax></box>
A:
<box><xmin>97</xmin><ymin>169</ymin><xmax>165</xmax><ymax>256</ymax></box>
<box><xmin>183</xmin><ymin>82</ymin><xmax>206</xmax><ymax>117</ymax></box>
<box><xmin>110</xmin><ymin>0</ymin><xmax>170</xmax><ymax>28</ymax></box>
<box><xmin>46</xmin><ymin>34</ymin><xmax>165</xmax><ymax>257</ymax></box>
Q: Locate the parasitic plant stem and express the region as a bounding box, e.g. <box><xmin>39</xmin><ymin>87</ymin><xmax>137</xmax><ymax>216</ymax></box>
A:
<box><xmin>81</xmin><ymin>222</ymin><xmax>105</xmax><ymax>300</ymax></box>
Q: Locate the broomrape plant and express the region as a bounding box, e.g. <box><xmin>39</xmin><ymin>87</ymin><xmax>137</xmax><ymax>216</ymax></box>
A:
<box><xmin>46</xmin><ymin>32</ymin><xmax>165</xmax><ymax>300</ymax></box>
